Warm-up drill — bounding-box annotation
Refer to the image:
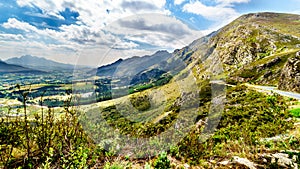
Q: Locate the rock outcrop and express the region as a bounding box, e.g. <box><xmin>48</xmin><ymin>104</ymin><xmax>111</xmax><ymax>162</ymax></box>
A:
<box><xmin>278</xmin><ymin>51</ymin><xmax>300</xmax><ymax>92</ymax></box>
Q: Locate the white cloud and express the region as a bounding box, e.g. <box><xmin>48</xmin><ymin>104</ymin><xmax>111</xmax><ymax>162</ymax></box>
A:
<box><xmin>174</xmin><ymin>0</ymin><xmax>186</xmax><ymax>5</ymax></box>
<box><xmin>16</xmin><ymin>0</ymin><xmax>65</xmax><ymax>20</ymax></box>
<box><xmin>182</xmin><ymin>0</ymin><xmax>251</xmax><ymax>32</ymax></box>
<box><xmin>215</xmin><ymin>0</ymin><xmax>250</xmax><ymax>6</ymax></box>
<box><xmin>111</xmin><ymin>14</ymin><xmax>204</xmax><ymax>49</ymax></box>
<box><xmin>0</xmin><ymin>33</ymin><xmax>25</xmax><ymax>41</ymax></box>
<box><xmin>3</xmin><ymin>18</ymin><xmax>38</xmax><ymax>32</ymax></box>
<box><xmin>183</xmin><ymin>1</ymin><xmax>238</xmax><ymax>21</ymax></box>
<box><xmin>16</xmin><ymin>0</ymin><xmax>169</xmax><ymax>27</ymax></box>
<box><xmin>13</xmin><ymin>0</ymin><xmax>170</xmax><ymax>44</ymax></box>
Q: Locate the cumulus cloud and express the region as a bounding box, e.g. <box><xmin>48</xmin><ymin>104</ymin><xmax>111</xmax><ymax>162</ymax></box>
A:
<box><xmin>183</xmin><ymin>1</ymin><xmax>238</xmax><ymax>21</ymax></box>
<box><xmin>182</xmin><ymin>0</ymin><xmax>250</xmax><ymax>31</ymax></box>
<box><xmin>16</xmin><ymin>0</ymin><xmax>169</xmax><ymax>27</ymax></box>
<box><xmin>3</xmin><ymin>18</ymin><xmax>38</xmax><ymax>32</ymax></box>
<box><xmin>112</xmin><ymin>41</ymin><xmax>139</xmax><ymax>50</ymax></box>
<box><xmin>0</xmin><ymin>33</ymin><xmax>25</xmax><ymax>41</ymax></box>
<box><xmin>174</xmin><ymin>0</ymin><xmax>186</xmax><ymax>5</ymax></box>
<box><xmin>13</xmin><ymin>1</ymin><xmax>170</xmax><ymax>45</ymax></box>
<box><xmin>215</xmin><ymin>0</ymin><xmax>250</xmax><ymax>6</ymax></box>
<box><xmin>118</xmin><ymin>18</ymin><xmax>191</xmax><ymax>37</ymax></box>
<box><xmin>121</xmin><ymin>1</ymin><xmax>159</xmax><ymax>11</ymax></box>
<box><xmin>16</xmin><ymin>0</ymin><xmax>65</xmax><ymax>20</ymax></box>
<box><xmin>1</xmin><ymin>17</ymin><xmax>136</xmax><ymax>49</ymax></box>
<box><xmin>108</xmin><ymin>14</ymin><xmax>203</xmax><ymax>48</ymax></box>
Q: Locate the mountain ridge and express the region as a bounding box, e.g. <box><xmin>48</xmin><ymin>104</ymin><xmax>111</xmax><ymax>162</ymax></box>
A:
<box><xmin>0</xmin><ymin>60</ymin><xmax>44</xmax><ymax>74</ymax></box>
<box><xmin>90</xmin><ymin>50</ymin><xmax>172</xmax><ymax>77</ymax></box>
<box><xmin>6</xmin><ymin>55</ymin><xmax>82</xmax><ymax>71</ymax></box>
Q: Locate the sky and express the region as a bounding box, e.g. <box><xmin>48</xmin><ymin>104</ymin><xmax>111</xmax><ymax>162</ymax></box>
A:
<box><xmin>0</xmin><ymin>0</ymin><xmax>300</xmax><ymax>67</ymax></box>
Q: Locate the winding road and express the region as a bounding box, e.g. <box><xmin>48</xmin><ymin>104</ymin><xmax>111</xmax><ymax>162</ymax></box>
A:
<box><xmin>245</xmin><ymin>84</ymin><xmax>300</xmax><ymax>100</ymax></box>
<box><xmin>210</xmin><ymin>81</ymin><xmax>300</xmax><ymax>100</ymax></box>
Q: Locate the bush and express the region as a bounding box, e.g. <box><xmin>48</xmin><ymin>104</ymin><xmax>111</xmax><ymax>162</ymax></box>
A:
<box><xmin>104</xmin><ymin>162</ymin><xmax>127</xmax><ymax>169</ymax></box>
<box><xmin>154</xmin><ymin>152</ymin><xmax>171</xmax><ymax>169</ymax></box>
<box><xmin>289</xmin><ymin>108</ymin><xmax>300</xmax><ymax>117</ymax></box>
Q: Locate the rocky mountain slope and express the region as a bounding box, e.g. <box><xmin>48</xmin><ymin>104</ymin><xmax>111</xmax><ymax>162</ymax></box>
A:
<box><xmin>182</xmin><ymin>12</ymin><xmax>300</xmax><ymax>92</ymax></box>
<box><xmin>212</xmin><ymin>13</ymin><xmax>299</xmax><ymax>67</ymax></box>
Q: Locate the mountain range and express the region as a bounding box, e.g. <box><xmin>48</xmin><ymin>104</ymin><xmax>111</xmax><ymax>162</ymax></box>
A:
<box><xmin>5</xmin><ymin>55</ymin><xmax>82</xmax><ymax>72</ymax></box>
<box><xmin>0</xmin><ymin>60</ymin><xmax>44</xmax><ymax>74</ymax></box>
<box><xmin>90</xmin><ymin>50</ymin><xmax>172</xmax><ymax>77</ymax></box>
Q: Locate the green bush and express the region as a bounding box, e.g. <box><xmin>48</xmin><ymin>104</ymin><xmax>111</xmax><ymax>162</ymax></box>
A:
<box><xmin>239</xmin><ymin>68</ymin><xmax>257</xmax><ymax>78</ymax></box>
<box><xmin>104</xmin><ymin>161</ymin><xmax>128</xmax><ymax>169</ymax></box>
<box><xmin>130</xmin><ymin>94</ymin><xmax>151</xmax><ymax>111</ymax></box>
<box><xmin>154</xmin><ymin>152</ymin><xmax>171</xmax><ymax>169</ymax></box>
<box><xmin>289</xmin><ymin>108</ymin><xmax>300</xmax><ymax>117</ymax></box>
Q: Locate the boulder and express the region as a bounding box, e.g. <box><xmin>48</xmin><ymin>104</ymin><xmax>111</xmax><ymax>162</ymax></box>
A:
<box><xmin>233</xmin><ymin>156</ymin><xmax>257</xmax><ymax>169</ymax></box>
<box><xmin>260</xmin><ymin>153</ymin><xmax>298</xmax><ymax>169</ymax></box>
<box><xmin>219</xmin><ymin>156</ymin><xmax>258</xmax><ymax>169</ymax></box>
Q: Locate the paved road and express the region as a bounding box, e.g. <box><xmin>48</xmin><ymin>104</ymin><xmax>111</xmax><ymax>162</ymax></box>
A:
<box><xmin>208</xmin><ymin>81</ymin><xmax>300</xmax><ymax>100</ymax></box>
<box><xmin>245</xmin><ymin>84</ymin><xmax>300</xmax><ymax>100</ymax></box>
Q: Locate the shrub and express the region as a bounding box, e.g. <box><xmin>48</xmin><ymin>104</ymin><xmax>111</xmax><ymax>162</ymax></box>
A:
<box><xmin>289</xmin><ymin>108</ymin><xmax>300</xmax><ymax>117</ymax></box>
<box><xmin>154</xmin><ymin>152</ymin><xmax>171</xmax><ymax>169</ymax></box>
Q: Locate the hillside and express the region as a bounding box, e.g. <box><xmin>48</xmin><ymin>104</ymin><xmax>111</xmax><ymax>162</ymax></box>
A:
<box><xmin>184</xmin><ymin>12</ymin><xmax>300</xmax><ymax>91</ymax></box>
<box><xmin>6</xmin><ymin>55</ymin><xmax>76</xmax><ymax>71</ymax></box>
<box><xmin>0</xmin><ymin>60</ymin><xmax>44</xmax><ymax>74</ymax></box>
<box><xmin>212</xmin><ymin>12</ymin><xmax>300</xmax><ymax>67</ymax></box>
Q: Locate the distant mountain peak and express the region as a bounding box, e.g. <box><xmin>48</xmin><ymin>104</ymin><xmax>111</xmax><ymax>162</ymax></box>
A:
<box><xmin>154</xmin><ymin>50</ymin><xmax>169</xmax><ymax>54</ymax></box>
<box><xmin>153</xmin><ymin>50</ymin><xmax>170</xmax><ymax>55</ymax></box>
<box><xmin>21</xmin><ymin>54</ymin><xmax>38</xmax><ymax>58</ymax></box>
<box><xmin>6</xmin><ymin>55</ymin><xmax>75</xmax><ymax>71</ymax></box>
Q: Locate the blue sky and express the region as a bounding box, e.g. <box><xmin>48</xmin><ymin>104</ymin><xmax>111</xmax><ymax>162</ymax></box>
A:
<box><xmin>0</xmin><ymin>0</ymin><xmax>299</xmax><ymax>66</ymax></box>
